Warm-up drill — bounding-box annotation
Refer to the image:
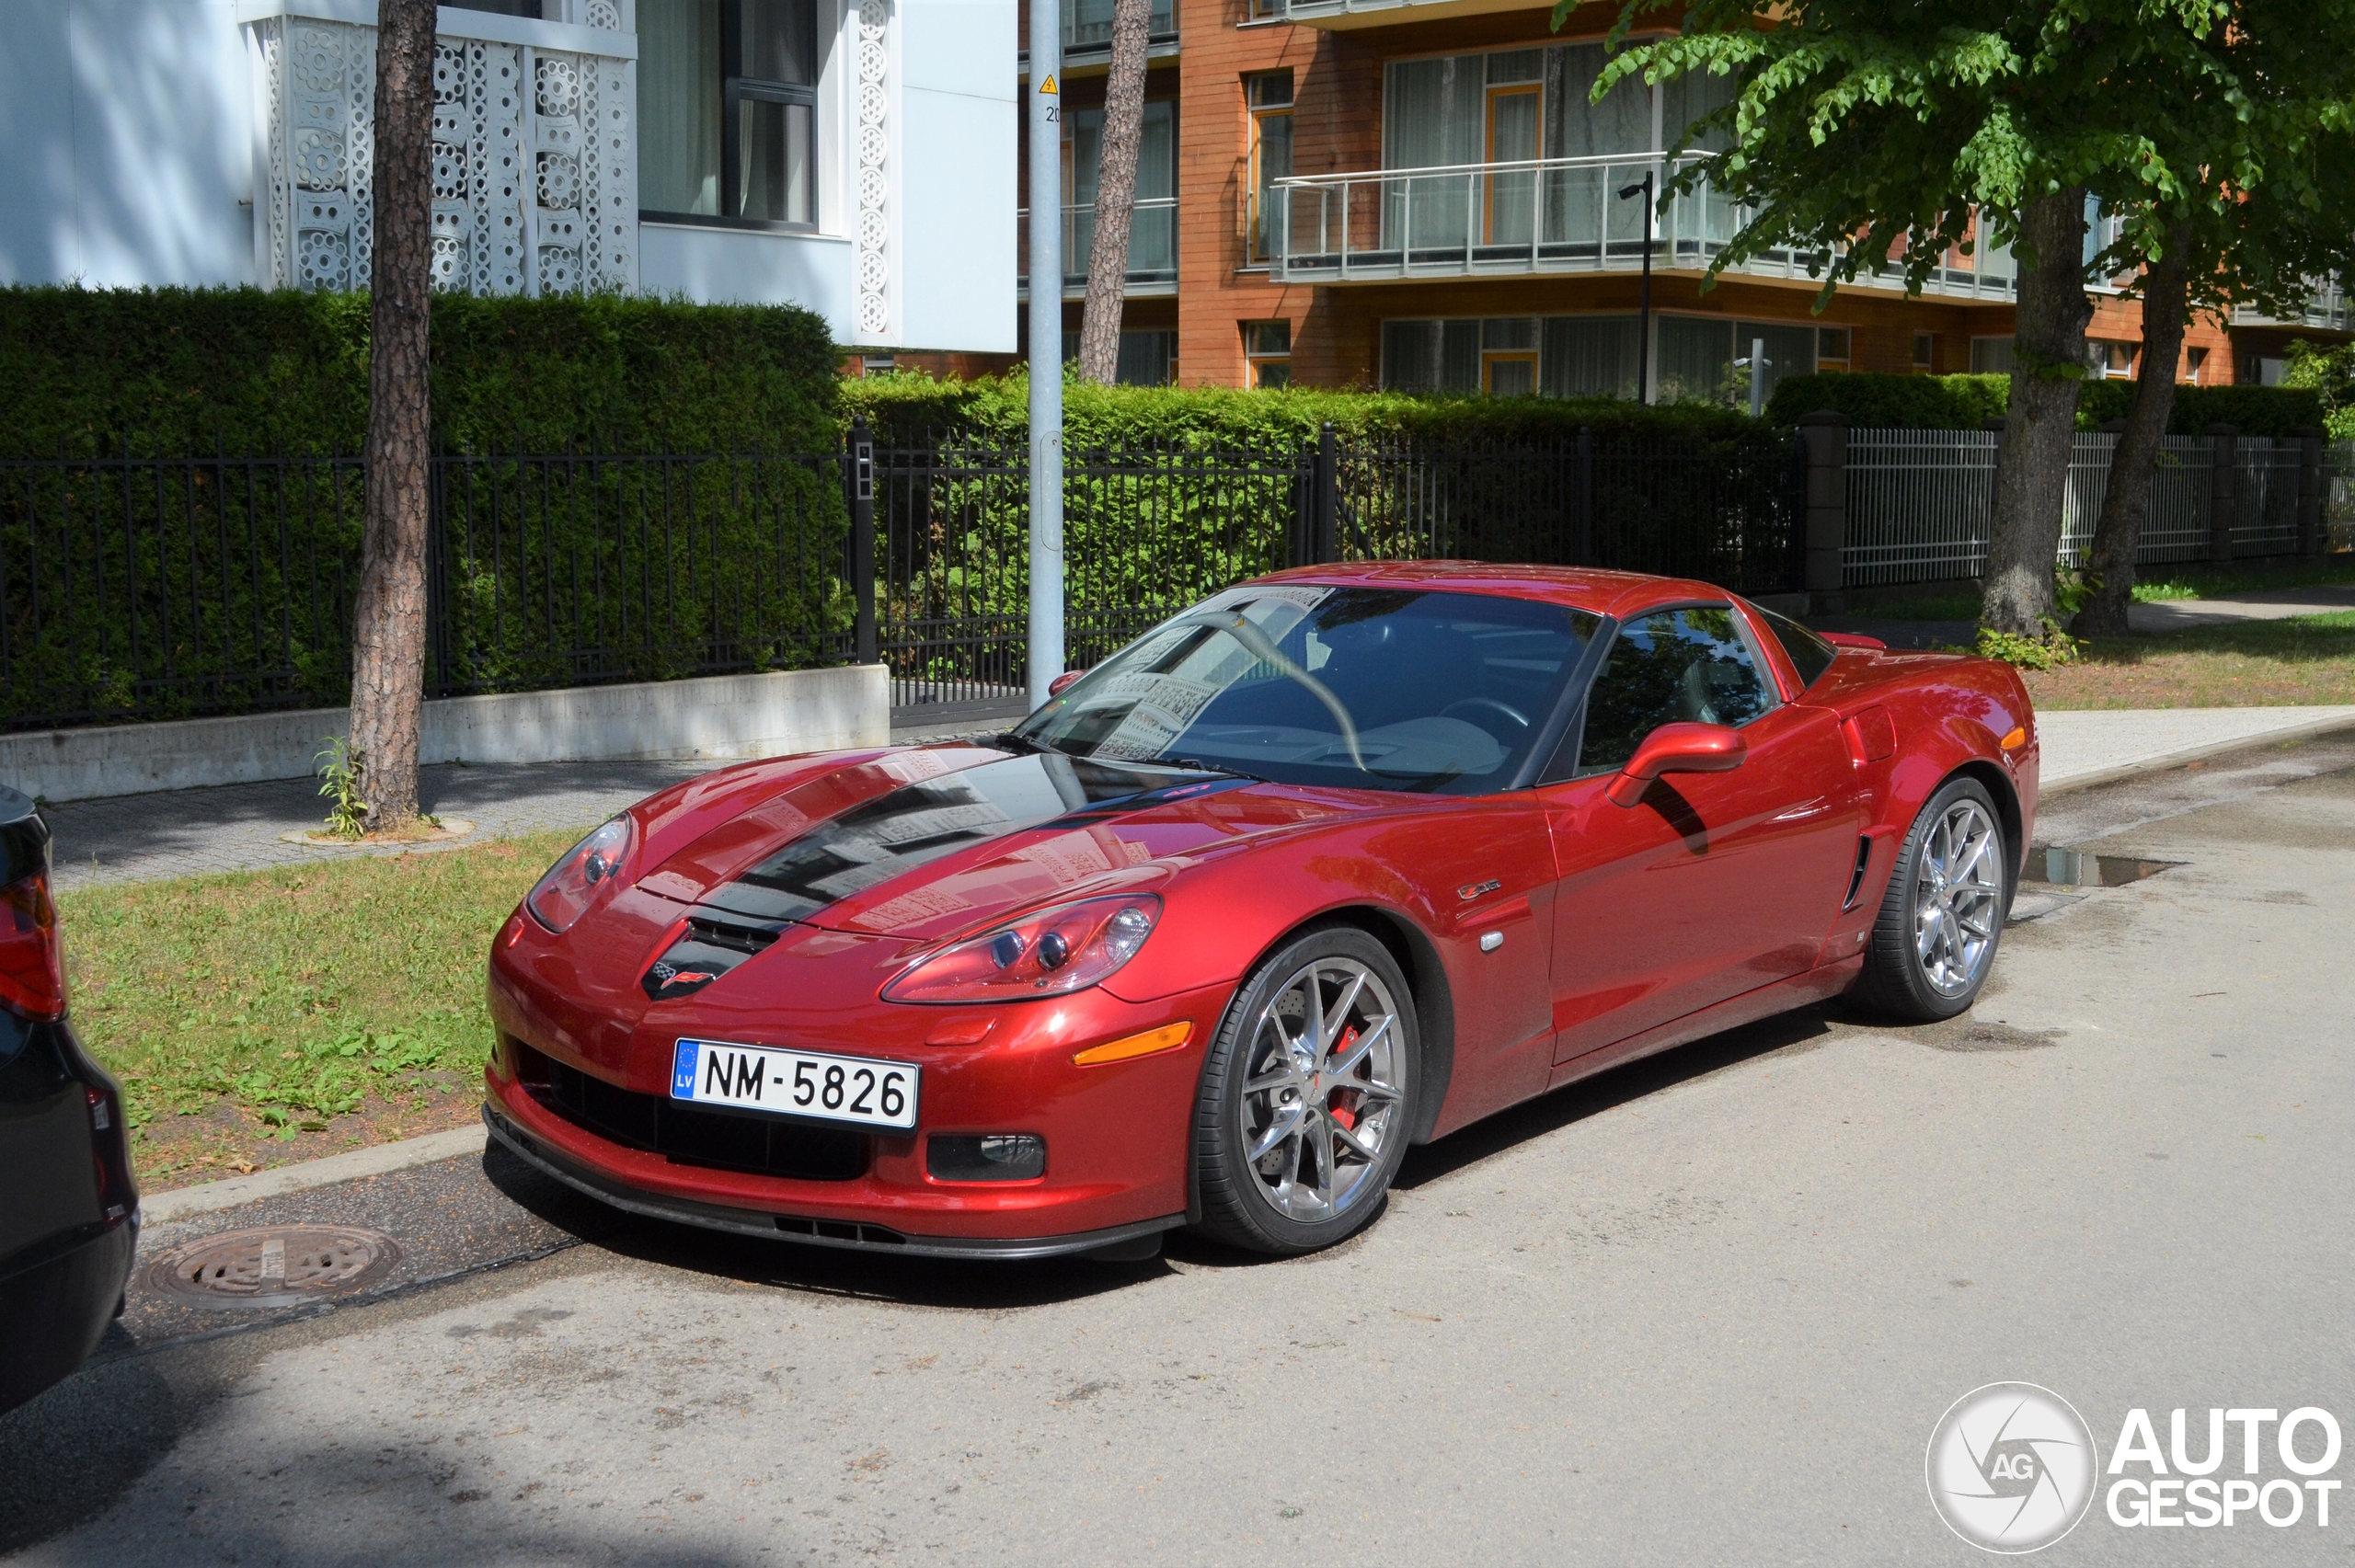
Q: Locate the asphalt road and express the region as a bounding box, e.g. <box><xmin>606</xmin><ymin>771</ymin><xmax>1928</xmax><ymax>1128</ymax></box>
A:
<box><xmin>6</xmin><ymin>734</ymin><xmax>2353</xmax><ymax>1566</ymax></box>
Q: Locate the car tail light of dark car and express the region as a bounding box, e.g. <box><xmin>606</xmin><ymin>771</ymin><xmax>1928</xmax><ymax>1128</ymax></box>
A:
<box><xmin>0</xmin><ymin>862</ymin><xmax>65</xmax><ymax>1023</ymax></box>
<box><xmin>85</xmin><ymin>1083</ymin><xmax>134</xmax><ymax>1225</ymax></box>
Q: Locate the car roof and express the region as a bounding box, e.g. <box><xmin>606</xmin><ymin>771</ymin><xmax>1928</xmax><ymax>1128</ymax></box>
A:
<box><xmin>1251</xmin><ymin>560</ymin><xmax>1739</xmax><ymax>622</ymax></box>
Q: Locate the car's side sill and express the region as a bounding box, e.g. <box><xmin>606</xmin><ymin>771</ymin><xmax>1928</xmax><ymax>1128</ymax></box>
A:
<box><xmin>483</xmin><ymin>1106</ymin><xmax>1185</xmax><ymax>1263</ymax></box>
<box><xmin>1542</xmin><ymin>955</ymin><xmax>1866</xmax><ymax>1095</ymax></box>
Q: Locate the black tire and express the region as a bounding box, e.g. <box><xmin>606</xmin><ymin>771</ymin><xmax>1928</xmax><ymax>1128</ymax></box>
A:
<box><xmin>1854</xmin><ymin>775</ymin><xmax>2010</xmax><ymax>1022</ymax></box>
<box><xmin>1192</xmin><ymin>925</ymin><xmax>1419</xmax><ymax>1256</ymax></box>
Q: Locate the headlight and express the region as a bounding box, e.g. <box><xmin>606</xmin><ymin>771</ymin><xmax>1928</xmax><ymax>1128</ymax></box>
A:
<box><xmin>881</xmin><ymin>894</ymin><xmax>1162</xmax><ymax>1005</ymax></box>
<box><xmin>525</xmin><ymin>816</ymin><xmax>635</xmax><ymax>933</ymax></box>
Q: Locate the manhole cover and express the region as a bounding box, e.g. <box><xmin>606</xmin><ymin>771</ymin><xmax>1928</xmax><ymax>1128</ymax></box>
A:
<box><xmin>146</xmin><ymin>1225</ymin><xmax>402</xmax><ymax>1310</ymax></box>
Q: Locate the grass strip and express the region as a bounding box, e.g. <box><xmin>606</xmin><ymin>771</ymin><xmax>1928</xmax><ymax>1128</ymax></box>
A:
<box><xmin>58</xmin><ymin>827</ymin><xmax>581</xmax><ymax>1185</ymax></box>
<box><xmin>2025</xmin><ymin>611</ymin><xmax>2355</xmax><ymax>708</ymax></box>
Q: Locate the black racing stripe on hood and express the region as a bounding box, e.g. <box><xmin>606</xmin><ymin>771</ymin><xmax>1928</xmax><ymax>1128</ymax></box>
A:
<box><xmin>692</xmin><ymin>752</ymin><xmax>1238</xmax><ymax>925</ymax></box>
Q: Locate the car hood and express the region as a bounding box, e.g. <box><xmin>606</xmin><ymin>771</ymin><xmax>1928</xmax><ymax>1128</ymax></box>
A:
<box><xmin>612</xmin><ymin>747</ymin><xmax>1361</xmax><ymax>992</ymax></box>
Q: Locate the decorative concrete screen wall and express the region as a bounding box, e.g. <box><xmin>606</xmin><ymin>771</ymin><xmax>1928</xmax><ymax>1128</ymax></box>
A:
<box><xmin>242</xmin><ymin>1</ymin><xmax>638</xmax><ymax>297</ymax></box>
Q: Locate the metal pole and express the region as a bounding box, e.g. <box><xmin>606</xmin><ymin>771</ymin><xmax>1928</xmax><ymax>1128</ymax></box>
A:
<box><xmin>1638</xmin><ymin>173</ymin><xmax>1653</xmax><ymax>405</ymax></box>
<box><xmin>1749</xmin><ymin>336</ymin><xmax>1766</xmax><ymax>419</ymax></box>
<box><xmin>1027</xmin><ymin>10</ymin><xmax>1064</xmax><ymax>708</ymax></box>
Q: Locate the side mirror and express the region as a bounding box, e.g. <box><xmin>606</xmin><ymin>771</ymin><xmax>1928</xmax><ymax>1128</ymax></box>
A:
<box><xmin>1047</xmin><ymin>670</ymin><xmax>1085</xmax><ymax>698</ymax></box>
<box><xmin>1605</xmin><ymin>722</ymin><xmax>1746</xmax><ymax>807</ymax></box>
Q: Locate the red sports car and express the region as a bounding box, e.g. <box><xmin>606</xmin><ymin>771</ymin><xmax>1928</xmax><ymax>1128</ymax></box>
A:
<box><xmin>484</xmin><ymin>564</ymin><xmax>2037</xmax><ymax>1261</ymax></box>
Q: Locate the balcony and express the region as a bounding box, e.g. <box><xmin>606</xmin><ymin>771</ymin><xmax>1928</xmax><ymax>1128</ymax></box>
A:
<box><xmin>2232</xmin><ymin>282</ymin><xmax>2352</xmax><ymax>335</ymax></box>
<box><xmin>1019</xmin><ymin>0</ymin><xmax>1178</xmax><ymax>70</ymax></box>
<box><xmin>1017</xmin><ymin>198</ymin><xmax>1179</xmax><ymax>298</ymax></box>
<box><xmin>1269</xmin><ymin>154</ymin><xmax>2018</xmax><ymax>303</ymax></box>
<box><xmin>1266</xmin><ymin>0</ymin><xmax>1557</xmax><ymax>29</ymax></box>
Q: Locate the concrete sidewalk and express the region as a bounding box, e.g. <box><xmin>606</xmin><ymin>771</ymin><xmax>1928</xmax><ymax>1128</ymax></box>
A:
<box><xmin>2038</xmin><ymin>704</ymin><xmax>2355</xmax><ymax>793</ymax></box>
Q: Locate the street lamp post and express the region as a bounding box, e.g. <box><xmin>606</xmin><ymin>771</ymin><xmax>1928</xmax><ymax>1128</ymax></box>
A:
<box><xmin>1027</xmin><ymin>8</ymin><xmax>1063</xmax><ymax>708</ymax></box>
<box><xmin>1616</xmin><ymin>172</ymin><xmax>1655</xmax><ymax>405</ymax></box>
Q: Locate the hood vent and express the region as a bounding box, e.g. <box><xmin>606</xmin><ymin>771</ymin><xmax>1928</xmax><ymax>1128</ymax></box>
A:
<box><xmin>642</xmin><ymin>911</ymin><xmax>788</xmax><ymax>1001</ymax></box>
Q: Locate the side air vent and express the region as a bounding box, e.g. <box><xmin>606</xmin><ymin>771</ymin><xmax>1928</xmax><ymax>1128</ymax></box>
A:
<box><xmin>1843</xmin><ymin>835</ymin><xmax>1874</xmax><ymax>910</ymax></box>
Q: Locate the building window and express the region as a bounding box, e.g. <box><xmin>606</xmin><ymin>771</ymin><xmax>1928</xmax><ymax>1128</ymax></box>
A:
<box><xmin>1246</xmin><ymin>72</ymin><xmax>1293</xmax><ymax>265</ymax></box>
<box><xmin>1815</xmin><ymin>327</ymin><xmax>1852</xmax><ymax>373</ymax></box>
<box><xmin>1062</xmin><ymin>0</ymin><xmax>1174</xmax><ymax>53</ymax></box>
<box><xmin>447</xmin><ymin>0</ymin><xmax>543</xmax><ymax>14</ymax></box>
<box><xmin>1659</xmin><ymin>318</ymin><xmax>1817</xmax><ymax>406</ymax></box>
<box><xmin>1243</xmin><ymin>320</ymin><xmax>1292</xmax><ymax>387</ymax></box>
<box><xmin>2185</xmin><ymin>346</ymin><xmax>2209</xmax><ymax>384</ymax></box>
<box><xmin>2085</xmin><ymin>339</ymin><xmax>2138</xmax><ymax>380</ymax></box>
<box><xmin>1970</xmin><ymin>337</ymin><xmax>2015</xmax><ymax>374</ymax></box>
<box><xmin>1482</xmin><ymin>317</ymin><xmax>1539</xmax><ymax>395</ymax></box>
<box><xmin>1062</xmin><ymin>101</ymin><xmax>1178</xmax><ymax>282</ymax></box>
<box><xmin>640</xmin><ymin>0</ymin><xmax>821</xmax><ymax>227</ymax></box>
<box><xmin>1540</xmin><ymin>316</ymin><xmax>1641</xmax><ymax>398</ymax></box>
<box><xmin>1063</xmin><ymin>327</ymin><xmax>1178</xmax><ymax>385</ymax></box>
<box><xmin>1912</xmin><ymin>331</ymin><xmax>1937</xmax><ymax>372</ymax></box>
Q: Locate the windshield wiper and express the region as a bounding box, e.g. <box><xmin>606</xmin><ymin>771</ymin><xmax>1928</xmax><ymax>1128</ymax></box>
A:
<box><xmin>1152</xmin><ymin>755</ymin><xmax>1269</xmax><ymax>784</ymax></box>
<box><xmin>987</xmin><ymin>729</ymin><xmax>1056</xmax><ymax>756</ymax></box>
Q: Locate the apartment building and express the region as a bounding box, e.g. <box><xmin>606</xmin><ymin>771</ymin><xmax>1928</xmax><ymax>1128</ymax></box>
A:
<box><xmin>1</xmin><ymin>0</ymin><xmax>1017</xmax><ymax>356</ymax></box>
<box><xmin>1015</xmin><ymin>0</ymin><xmax>2347</xmax><ymax>396</ymax></box>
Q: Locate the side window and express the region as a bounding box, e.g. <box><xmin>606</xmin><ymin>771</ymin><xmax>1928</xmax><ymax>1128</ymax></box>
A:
<box><xmin>1752</xmin><ymin>604</ymin><xmax>1837</xmax><ymax>691</ymax></box>
<box><xmin>1575</xmin><ymin>607</ymin><xmax>1776</xmax><ymax>773</ymax></box>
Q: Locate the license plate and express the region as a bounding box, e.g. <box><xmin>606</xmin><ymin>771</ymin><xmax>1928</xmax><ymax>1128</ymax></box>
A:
<box><xmin>670</xmin><ymin>1038</ymin><xmax>919</xmax><ymax>1131</ymax></box>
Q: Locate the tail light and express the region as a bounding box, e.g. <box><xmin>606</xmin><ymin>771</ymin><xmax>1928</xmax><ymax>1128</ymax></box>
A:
<box><xmin>0</xmin><ymin>869</ymin><xmax>65</xmax><ymax>1022</ymax></box>
<box><xmin>883</xmin><ymin>894</ymin><xmax>1161</xmax><ymax>1004</ymax></box>
<box><xmin>526</xmin><ymin>816</ymin><xmax>636</xmax><ymax>933</ymax></box>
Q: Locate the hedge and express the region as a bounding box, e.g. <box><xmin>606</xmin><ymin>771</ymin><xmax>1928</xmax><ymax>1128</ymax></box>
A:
<box><xmin>841</xmin><ymin>369</ymin><xmax>1764</xmax><ymax>447</ymax></box>
<box><xmin>0</xmin><ymin>285</ymin><xmax>840</xmax><ymax>457</ymax></box>
<box><xmin>1765</xmin><ymin>371</ymin><xmax>2326</xmax><ymax>437</ymax></box>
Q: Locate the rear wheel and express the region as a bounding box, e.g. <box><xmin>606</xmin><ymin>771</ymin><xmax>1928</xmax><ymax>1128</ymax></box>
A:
<box><xmin>1855</xmin><ymin>777</ymin><xmax>2009</xmax><ymax>1021</ymax></box>
<box><xmin>1192</xmin><ymin>927</ymin><xmax>1418</xmax><ymax>1256</ymax></box>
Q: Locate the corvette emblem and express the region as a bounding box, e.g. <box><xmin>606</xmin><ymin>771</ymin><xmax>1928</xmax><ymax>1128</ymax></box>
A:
<box><xmin>1457</xmin><ymin>879</ymin><xmax>1502</xmax><ymax>902</ymax></box>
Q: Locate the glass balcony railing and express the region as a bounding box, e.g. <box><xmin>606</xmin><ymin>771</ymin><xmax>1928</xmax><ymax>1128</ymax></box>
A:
<box><xmin>1269</xmin><ymin>153</ymin><xmax>2018</xmax><ymax>302</ymax></box>
<box><xmin>1058</xmin><ymin>0</ymin><xmax>1176</xmax><ymax>53</ymax></box>
<box><xmin>1017</xmin><ymin>198</ymin><xmax>1179</xmax><ymax>292</ymax></box>
<box><xmin>2232</xmin><ymin>280</ymin><xmax>2351</xmax><ymax>333</ymax></box>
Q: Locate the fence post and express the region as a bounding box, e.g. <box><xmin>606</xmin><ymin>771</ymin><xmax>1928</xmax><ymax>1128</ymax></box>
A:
<box><xmin>849</xmin><ymin>418</ymin><xmax>877</xmax><ymax>665</ymax></box>
<box><xmin>2205</xmin><ymin>421</ymin><xmax>2237</xmax><ymax>563</ymax></box>
<box><xmin>1798</xmin><ymin>409</ymin><xmax>1848</xmax><ymax>601</ymax></box>
<box><xmin>2296</xmin><ymin>425</ymin><xmax>2326</xmax><ymax>560</ymax></box>
<box><xmin>1314</xmin><ymin>421</ymin><xmax>1338</xmax><ymax>563</ymax></box>
<box><xmin>1574</xmin><ymin>425</ymin><xmax>1593</xmax><ymax>565</ymax></box>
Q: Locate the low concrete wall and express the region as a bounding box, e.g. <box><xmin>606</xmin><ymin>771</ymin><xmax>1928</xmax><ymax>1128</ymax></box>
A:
<box><xmin>0</xmin><ymin>665</ymin><xmax>890</xmax><ymax>803</ymax></box>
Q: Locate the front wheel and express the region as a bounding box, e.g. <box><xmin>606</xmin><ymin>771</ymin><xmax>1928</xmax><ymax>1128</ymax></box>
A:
<box><xmin>1191</xmin><ymin>927</ymin><xmax>1419</xmax><ymax>1255</ymax></box>
<box><xmin>1855</xmin><ymin>776</ymin><xmax>2009</xmax><ymax>1022</ymax></box>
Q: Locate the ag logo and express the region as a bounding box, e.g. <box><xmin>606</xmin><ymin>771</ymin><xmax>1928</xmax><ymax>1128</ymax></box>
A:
<box><xmin>1926</xmin><ymin>1383</ymin><xmax>2098</xmax><ymax>1553</ymax></box>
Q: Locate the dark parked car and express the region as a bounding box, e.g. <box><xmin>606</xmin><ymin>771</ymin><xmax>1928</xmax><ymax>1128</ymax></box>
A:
<box><xmin>0</xmin><ymin>784</ymin><xmax>138</xmax><ymax>1414</ymax></box>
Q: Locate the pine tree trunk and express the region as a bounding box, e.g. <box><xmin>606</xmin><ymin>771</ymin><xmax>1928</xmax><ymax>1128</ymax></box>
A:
<box><xmin>2072</xmin><ymin>221</ymin><xmax>2193</xmax><ymax>638</ymax></box>
<box><xmin>350</xmin><ymin>0</ymin><xmax>437</xmax><ymax>830</ymax></box>
<box><xmin>1981</xmin><ymin>188</ymin><xmax>2093</xmax><ymax>635</ymax></box>
<box><xmin>1076</xmin><ymin>0</ymin><xmax>1153</xmax><ymax>386</ymax></box>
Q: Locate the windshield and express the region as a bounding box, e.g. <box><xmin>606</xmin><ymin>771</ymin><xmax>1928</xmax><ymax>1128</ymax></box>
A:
<box><xmin>1013</xmin><ymin>585</ymin><xmax>1602</xmax><ymax>795</ymax></box>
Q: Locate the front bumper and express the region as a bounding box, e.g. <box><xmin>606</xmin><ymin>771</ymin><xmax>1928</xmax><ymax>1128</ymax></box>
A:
<box><xmin>486</xmin><ymin>1103</ymin><xmax>1181</xmax><ymax>1261</ymax></box>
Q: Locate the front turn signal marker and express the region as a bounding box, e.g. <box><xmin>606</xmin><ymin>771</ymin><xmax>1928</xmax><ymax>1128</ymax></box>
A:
<box><xmin>1073</xmin><ymin>1021</ymin><xmax>1191</xmax><ymax>1068</ymax></box>
<box><xmin>2000</xmin><ymin>727</ymin><xmax>2028</xmax><ymax>751</ymax></box>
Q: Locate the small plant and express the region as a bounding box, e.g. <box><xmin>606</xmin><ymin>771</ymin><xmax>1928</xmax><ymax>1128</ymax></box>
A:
<box><xmin>1976</xmin><ymin>623</ymin><xmax>2082</xmax><ymax>671</ymax></box>
<box><xmin>315</xmin><ymin>738</ymin><xmax>368</xmax><ymax>839</ymax></box>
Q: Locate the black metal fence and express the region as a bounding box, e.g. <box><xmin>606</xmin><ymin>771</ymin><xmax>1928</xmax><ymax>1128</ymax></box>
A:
<box><xmin>2</xmin><ymin>425</ymin><xmax>1802</xmax><ymax>732</ymax></box>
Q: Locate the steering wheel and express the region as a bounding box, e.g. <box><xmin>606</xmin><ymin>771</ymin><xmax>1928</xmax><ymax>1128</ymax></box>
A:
<box><xmin>1440</xmin><ymin>697</ymin><xmax>1531</xmax><ymax>732</ymax></box>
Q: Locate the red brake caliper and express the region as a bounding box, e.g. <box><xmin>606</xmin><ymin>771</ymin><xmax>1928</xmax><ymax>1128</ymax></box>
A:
<box><xmin>1327</xmin><ymin>1024</ymin><xmax>1360</xmax><ymax>1132</ymax></box>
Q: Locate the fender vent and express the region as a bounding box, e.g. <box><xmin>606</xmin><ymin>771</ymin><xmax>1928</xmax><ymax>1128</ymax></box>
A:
<box><xmin>1843</xmin><ymin>835</ymin><xmax>1873</xmax><ymax>910</ymax></box>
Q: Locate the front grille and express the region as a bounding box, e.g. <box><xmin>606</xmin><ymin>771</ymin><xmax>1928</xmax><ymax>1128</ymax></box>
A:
<box><xmin>521</xmin><ymin>1046</ymin><xmax>867</xmax><ymax>1183</ymax></box>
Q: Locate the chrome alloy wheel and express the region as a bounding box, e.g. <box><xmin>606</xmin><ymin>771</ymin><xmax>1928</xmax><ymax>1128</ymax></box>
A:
<box><xmin>1913</xmin><ymin>798</ymin><xmax>2004</xmax><ymax>997</ymax></box>
<box><xmin>1238</xmin><ymin>956</ymin><xmax>1405</xmax><ymax>1224</ymax></box>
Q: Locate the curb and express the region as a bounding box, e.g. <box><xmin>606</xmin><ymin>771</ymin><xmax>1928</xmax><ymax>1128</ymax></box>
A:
<box><xmin>139</xmin><ymin>1124</ymin><xmax>488</xmax><ymax>1226</ymax></box>
<box><xmin>2039</xmin><ymin>709</ymin><xmax>2355</xmax><ymax>796</ymax></box>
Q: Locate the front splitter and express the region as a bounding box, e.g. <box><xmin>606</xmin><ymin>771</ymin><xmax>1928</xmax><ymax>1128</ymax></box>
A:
<box><xmin>482</xmin><ymin>1105</ymin><xmax>1182</xmax><ymax>1263</ymax></box>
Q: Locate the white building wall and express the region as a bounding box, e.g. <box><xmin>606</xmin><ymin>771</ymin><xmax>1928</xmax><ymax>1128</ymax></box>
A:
<box><xmin>0</xmin><ymin>0</ymin><xmax>1014</xmax><ymax>353</ymax></box>
<box><xmin>896</xmin><ymin>0</ymin><xmax>1014</xmax><ymax>354</ymax></box>
<box><xmin>0</xmin><ymin>0</ymin><xmax>257</xmax><ymax>288</ymax></box>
